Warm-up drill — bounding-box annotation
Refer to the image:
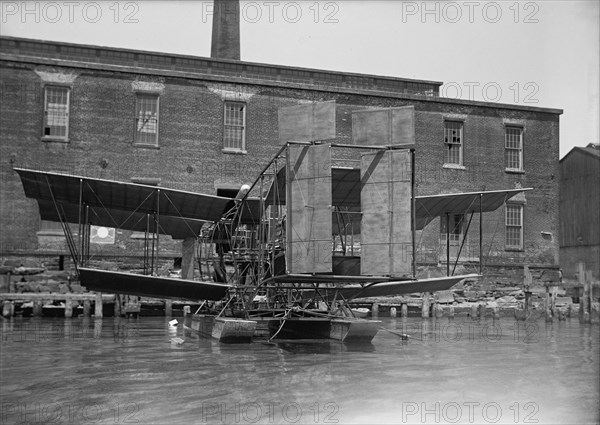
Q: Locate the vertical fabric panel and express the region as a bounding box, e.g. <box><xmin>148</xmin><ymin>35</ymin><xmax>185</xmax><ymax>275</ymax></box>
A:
<box><xmin>286</xmin><ymin>144</ymin><xmax>332</xmax><ymax>273</ymax></box>
<box><xmin>278</xmin><ymin>101</ymin><xmax>336</xmax><ymax>143</ymax></box>
<box><xmin>361</xmin><ymin>150</ymin><xmax>412</xmax><ymax>277</ymax></box>
<box><xmin>352</xmin><ymin>106</ymin><xmax>415</xmax><ymax>146</ymax></box>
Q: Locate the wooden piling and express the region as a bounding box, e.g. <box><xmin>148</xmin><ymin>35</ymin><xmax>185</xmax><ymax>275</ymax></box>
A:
<box><xmin>114</xmin><ymin>294</ymin><xmax>121</xmax><ymax>317</ymax></box>
<box><xmin>421</xmin><ymin>293</ymin><xmax>430</xmax><ymax>318</ymax></box>
<box><xmin>33</xmin><ymin>300</ymin><xmax>43</xmax><ymax>317</ymax></box>
<box><xmin>544</xmin><ymin>286</ymin><xmax>552</xmax><ymax>322</ymax></box>
<box><xmin>83</xmin><ymin>300</ymin><xmax>91</xmax><ymax>317</ymax></box>
<box><xmin>165</xmin><ymin>299</ymin><xmax>173</xmax><ymax>317</ymax></box>
<box><xmin>400</xmin><ymin>304</ymin><xmax>408</xmax><ymax>318</ymax></box>
<box><xmin>492</xmin><ymin>306</ymin><xmax>500</xmax><ymax>320</ymax></box>
<box><xmin>550</xmin><ymin>286</ymin><xmax>558</xmax><ymax>317</ymax></box>
<box><xmin>183</xmin><ymin>305</ymin><xmax>191</xmax><ymax>316</ymax></box>
<box><xmin>2</xmin><ymin>301</ymin><xmax>12</xmax><ymax>318</ymax></box>
<box><xmin>94</xmin><ymin>293</ymin><xmax>103</xmax><ymax>318</ymax></box>
<box><xmin>471</xmin><ymin>303</ymin><xmax>478</xmax><ymax>319</ymax></box>
<box><xmin>390</xmin><ymin>307</ymin><xmax>397</xmax><ymax>318</ymax></box>
<box><xmin>372</xmin><ymin>303</ymin><xmax>379</xmax><ymax>317</ymax></box>
<box><xmin>478</xmin><ymin>303</ymin><xmax>485</xmax><ymax>319</ymax></box>
<box><xmin>447</xmin><ymin>305</ymin><xmax>455</xmax><ymax>319</ymax></box>
<box><xmin>64</xmin><ymin>298</ymin><xmax>73</xmax><ymax>318</ymax></box>
<box><xmin>579</xmin><ymin>262</ymin><xmax>590</xmax><ymax>324</ymax></box>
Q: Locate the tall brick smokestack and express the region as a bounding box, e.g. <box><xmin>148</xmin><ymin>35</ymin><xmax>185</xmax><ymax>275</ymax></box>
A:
<box><xmin>211</xmin><ymin>0</ymin><xmax>240</xmax><ymax>60</ymax></box>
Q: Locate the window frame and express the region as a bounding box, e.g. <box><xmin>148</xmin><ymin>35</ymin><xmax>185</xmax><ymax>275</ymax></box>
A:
<box><xmin>134</xmin><ymin>92</ymin><xmax>160</xmax><ymax>147</ymax></box>
<box><xmin>440</xmin><ymin>213</ymin><xmax>465</xmax><ymax>244</ymax></box>
<box><xmin>42</xmin><ymin>85</ymin><xmax>70</xmax><ymax>142</ymax></box>
<box><xmin>222</xmin><ymin>101</ymin><xmax>247</xmax><ymax>154</ymax></box>
<box><xmin>505</xmin><ymin>126</ymin><xmax>524</xmax><ymax>172</ymax></box>
<box><xmin>505</xmin><ymin>204</ymin><xmax>524</xmax><ymax>251</ymax></box>
<box><xmin>444</xmin><ymin>120</ymin><xmax>464</xmax><ymax>166</ymax></box>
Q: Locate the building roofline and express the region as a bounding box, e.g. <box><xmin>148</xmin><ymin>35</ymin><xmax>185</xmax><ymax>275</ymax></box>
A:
<box><xmin>560</xmin><ymin>146</ymin><xmax>600</xmax><ymax>163</ymax></box>
<box><xmin>0</xmin><ymin>36</ymin><xmax>563</xmax><ymax>115</ymax></box>
<box><xmin>0</xmin><ymin>36</ymin><xmax>443</xmax><ymax>86</ymax></box>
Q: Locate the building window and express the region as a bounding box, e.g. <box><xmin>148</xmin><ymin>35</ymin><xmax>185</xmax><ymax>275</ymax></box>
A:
<box><xmin>43</xmin><ymin>86</ymin><xmax>70</xmax><ymax>140</ymax></box>
<box><xmin>223</xmin><ymin>102</ymin><xmax>246</xmax><ymax>152</ymax></box>
<box><xmin>505</xmin><ymin>204</ymin><xmax>523</xmax><ymax>250</ymax></box>
<box><xmin>135</xmin><ymin>93</ymin><xmax>159</xmax><ymax>146</ymax></box>
<box><xmin>441</xmin><ymin>214</ymin><xmax>464</xmax><ymax>243</ymax></box>
<box><xmin>505</xmin><ymin>126</ymin><xmax>523</xmax><ymax>171</ymax></box>
<box><xmin>444</xmin><ymin>121</ymin><xmax>463</xmax><ymax>165</ymax></box>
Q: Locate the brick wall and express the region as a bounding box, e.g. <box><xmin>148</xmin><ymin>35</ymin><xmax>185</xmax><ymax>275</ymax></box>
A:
<box><xmin>0</xmin><ymin>53</ymin><xmax>560</xmax><ymax>274</ymax></box>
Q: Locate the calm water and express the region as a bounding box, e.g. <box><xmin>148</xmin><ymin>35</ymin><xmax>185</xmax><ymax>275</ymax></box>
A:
<box><xmin>1</xmin><ymin>316</ymin><xmax>598</xmax><ymax>425</ymax></box>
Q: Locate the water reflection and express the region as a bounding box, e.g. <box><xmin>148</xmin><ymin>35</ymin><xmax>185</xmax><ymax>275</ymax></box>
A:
<box><xmin>0</xmin><ymin>316</ymin><xmax>598</xmax><ymax>424</ymax></box>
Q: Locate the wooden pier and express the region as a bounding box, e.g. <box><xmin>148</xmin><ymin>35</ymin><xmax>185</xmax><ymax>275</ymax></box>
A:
<box><xmin>0</xmin><ymin>293</ymin><xmax>194</xmax><ymax>318</ymax></box>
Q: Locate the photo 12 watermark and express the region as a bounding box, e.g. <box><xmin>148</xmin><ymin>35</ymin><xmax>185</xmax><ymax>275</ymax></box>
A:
<box><xmin>201</xmin><ymin>1</ymin><xmax>340</xmax><ymax>24</ymax></box>
<box><xmin>2</xmin><ymin>320</ymin><xmax>139</xmax><ymax>343</ymax></box>
<box><xmin>201</xmin><ymin>401</ymin><xmax>339</xmax><ymax>424</ymax></box>
<box><xmin>0</xmin><ymin>402</ymin><xmax>142</xmax><ymax>424</ymax></box>
<box><xmin>1</xmin><ymin>1</ymin><xmax>140</xmax><ymax>24</ymax></box>
<box><xmin>441</xmin><ymin>81</ymin><xmax>540</xmax><ymax>104</ymax></box>
<box><xmin>400</xmin><ymin>1</ymin><xmax>540</xmax><ymax>24</ymax></box>
<box><xmin>399</xmin><ymin>401</ymin><xmax>540</xmax><ymax>424</ymax></box>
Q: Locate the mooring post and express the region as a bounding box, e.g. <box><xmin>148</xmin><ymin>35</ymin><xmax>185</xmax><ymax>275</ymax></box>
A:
<box><xmin>434</xmin><ymin>303</ymin><xmax>443</xmax><ymax>319</ymax></box>
<box><xmin>114</xmin><ymin>294</ymin><xmax>121</xmax><ymax>318</ymax></box>
<box><xmin>401</xmin><ymin>303</ymin><xmax>408</xmax><ymax>318</ymax></box>
<box><xmin>545</xmin><ymin>286</ymin><xmax>552</xmax><ymax>322</ymax></box>
<box><xmin>33</xmin><ymin>300</ymin><xmax>43</xmax><ymax>317</ymax></box>
<box><xmin>94</xmin><ymin>293</ymin><xmax>103</xmax><ymax>318</ymax></box>
<box><xmin>165</xmin><ymin>300</ymin><xmax>173</xmax><ymax>317</ymax></box>
<box><xmin>579</xmin><ymin>262</ymin><xmax>590</xmax><ymax>324</ymax></box>
<box><xmin>83</xmin><ymin>300</ymin><xmax>91</xmax><ymax>317</ymax></box>
<box><xmin>64</xmin><ymin>297</ymin><xmax>73</xmax><ymax>319</ymax></box>
<box><xmin>421</xmin><ymin>293</ymin><xmax>430</xmax><ymax>318</ymax></box>
<box><xmin>586</xmin><ymin>270</ymin><xmax>597</xmax><ymax>323</ymax></box>
<box><xmin>478</xmin><ymin>302</ymin><xmax>485</xmax><ymax>320</ymax></box>
<box><xmin>470</xmin><ymin>303</ymin><xmax>478</xmax><ymax>319</ymax></box>
<box><xmin>372</xmin><ymin>303</ymin><xmax>379</xmax><ymax>317</ymax></box>
<box><xmin>447</xmin><ymin>305</ymin><xmax>455</xmax><ymax>319</ymax></box>
<box><xmin>390</xmin><ymin>307</ymin><xmax>397</xmax><ymax>318</ymax></box>
<box><xmin>2</xmin><ymin>301</ymin><xmax>12</xmax><ymax>318</ymax></box>
<box><xmin>183</xmin><ymin>305</ymin><xmax>191</xmax><ymax>316</ymax></box>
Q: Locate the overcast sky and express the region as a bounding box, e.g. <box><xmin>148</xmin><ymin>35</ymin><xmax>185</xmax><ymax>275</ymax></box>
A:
<box><xmin>2</xmin><ymin>0</ymin><xmax>598</xmax><ymax>158</ymax></box>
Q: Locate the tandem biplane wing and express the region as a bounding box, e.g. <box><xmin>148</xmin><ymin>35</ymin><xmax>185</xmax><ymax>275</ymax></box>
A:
<box><xmin>14</xmin><ymin>167</ymin><xmax>259</xmax><ymax>301</ymax></box>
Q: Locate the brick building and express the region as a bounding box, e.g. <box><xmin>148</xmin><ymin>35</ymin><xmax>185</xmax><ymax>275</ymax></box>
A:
<box><xmin>0</xmin><ymin>32</ymin><xmax>562</xmax><ymax>281</ymax></box>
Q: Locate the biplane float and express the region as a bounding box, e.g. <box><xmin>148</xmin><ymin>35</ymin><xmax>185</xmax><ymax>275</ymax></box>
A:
<box><xmin>15</xmin><ymin>103</ymin><xmax>531</xmax><ymax>343</ymax></box>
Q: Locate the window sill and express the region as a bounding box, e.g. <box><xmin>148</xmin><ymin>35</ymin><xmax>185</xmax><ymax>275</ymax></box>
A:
<box><xmin>505</xmin><ymin>169</ymin><xmax>525</xmax><ymax>174</ymax></box>
<box><xmin>443</xmin><ymin>163</ymin><xmax>466</xmax><ymax>170</ymax></box>
<box><xmin>222</xmin><ymin>149</ymin><xmax>247</xmax><ymax>155</ymax></box>
<box><xmin>42</xmin><ymin>137</ymin><xmax>69</xmax><ymax>143</ymax></box>
<box><xmin>505</xmin><ymin>247</ymin><xmax>524</xmax><ymax>252</ymax></box>
<box><xmin>134</xmin><ymin>143</ymin><xmax>160</xmax><ymax>149</ymax></box>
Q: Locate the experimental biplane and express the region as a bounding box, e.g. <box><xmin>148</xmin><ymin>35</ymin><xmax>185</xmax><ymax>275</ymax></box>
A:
<box><xmin>15</xmin><ymin>103</ymin><xmax>530</xmax><ymax>343</ymax></box>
